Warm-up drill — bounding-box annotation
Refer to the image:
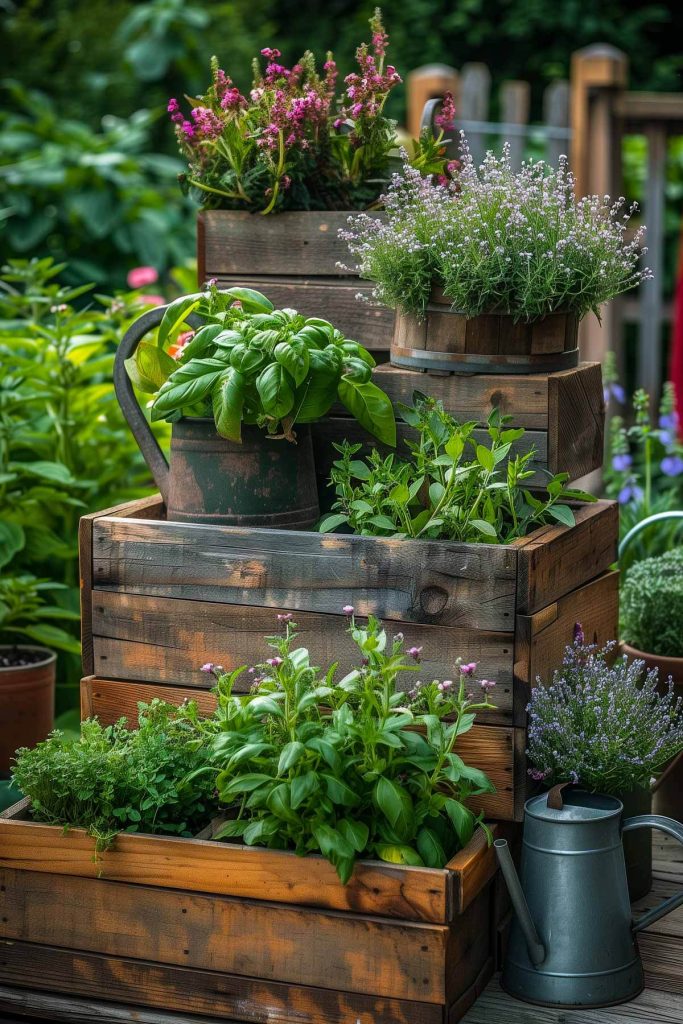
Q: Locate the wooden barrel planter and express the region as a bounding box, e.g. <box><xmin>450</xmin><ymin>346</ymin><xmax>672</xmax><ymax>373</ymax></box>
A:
<box><xmin>0</xmin><ymin>647</ymin><xmax>55</xmax><ymax>773</ymax></box>
<box><xmin>198</xmin><ymin>210</ymin><xmax>394</xmax><ymax>357</ymax></box>
<box><xmin>391</xmin><ymin>287</ymin><xmax>580</xmax><ymax>375</ymax></box>
<box><xmin>0</xmin><ymin>797</ymin><xmax>503</xmax><ymax>1023</ymax></box>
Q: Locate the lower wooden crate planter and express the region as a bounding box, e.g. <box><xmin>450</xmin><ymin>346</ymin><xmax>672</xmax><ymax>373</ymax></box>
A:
<box><xmin>0</xmin><ymin>800</ymin><xmax>501</xmax><ymax>1024</ymax></box>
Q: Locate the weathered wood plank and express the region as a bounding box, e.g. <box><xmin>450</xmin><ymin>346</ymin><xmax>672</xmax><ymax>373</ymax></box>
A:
<box><xmin>201</xmin><ymin>211</ymin><xmax>357</xmax><ymax>278</ymax></box>
<box><xmin>212</xmin><ymin>276</ymin><xmax>393</xmax><ymax>353</ymax></box>
<box><xmin>513</xmin><ymin>571</ymin><xmax>619</xmax><ymax>724</ymax></box>
<box><xmin>0</xmin><ymin>949</ymin><xmax>442</xmax><ymax>1024</ymax></box>
<box><xmin>548</xmin><ymin>361</ymin><xmax>604</xmax><ymax>479</ymax></box>
<box><xmin>92</xmin><ymin>518</ymin><xmax>518</xmax><ymax>632</ymax></box>
<box><xmin>89</xmin><ymin>591</ymin><xmax>514</xmax><ymax>719</ymax></box>
<box><xmin>513</xmin><ymin>501</ymin><xmax>618</xmax><ymax>614</ymax></box>
<box><xmin>0</xmin><ymin>805</ymin><xmax>453</xmax><ymax>924</ymax></box>
<box><xmin>447</xmin><ymin>824</ymin><xmax>504</xmax><ymax>915</ymax></box>
<box><xmin>0</xmin><ymin>868</ymin><xmax>452</xmax><ymax>1003</ymax></box>
<box><xmin>460</xmin><ymin>977</ymin><xmax>683</xmax><ymax>1023</ymax></box>
<box><xmin>80</xmin><ymin>677</ymin><xmax>520</xmax><ymax>821</ymax></box>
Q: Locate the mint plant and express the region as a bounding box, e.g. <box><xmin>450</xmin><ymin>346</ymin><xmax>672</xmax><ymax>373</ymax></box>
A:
<box><xmin>128</xmin><ymin>284</ymin><xmax>396</xmax><ymax>445</ymax></box>
<box><xmin>204</xmin><ymin>612</ymin><xmax>495</xmax><ymax>882</ymax></box>
<box><xmin>320</xmin><ymin>395</ymin><xmax>594</xmax><ymax>542</ymax></box>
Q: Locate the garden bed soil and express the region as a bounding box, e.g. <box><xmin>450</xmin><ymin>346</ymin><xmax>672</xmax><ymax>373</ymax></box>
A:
<box><xmin>0</xmin><ymin>798</ymin><xmax>505</xmax><ymax>1023</ymax></box>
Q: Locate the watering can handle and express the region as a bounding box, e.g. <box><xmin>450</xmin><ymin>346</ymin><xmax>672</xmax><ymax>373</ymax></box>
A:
<box><xmin>622</xmin><ymin>814</ymin><xmax>683</xmax><ymax>933</ymax></box>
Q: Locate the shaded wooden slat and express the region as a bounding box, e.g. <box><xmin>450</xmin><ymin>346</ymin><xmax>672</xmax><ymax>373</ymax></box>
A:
<box><xmin>212</xmin><ymin>276</ymin><xmax>393</xmax><ymax>353</ymax></box>
<box><xmin>512</xmin><ymin>501</ymin><xmax>618</xmax><ymax>615</ymax></box>
<box><xmin>374</xmin><ymin>363</ymin><xmax>551</xmax><ymax>429</ymax></box>
<box><xmin>0</xmin><ymin>806</ymin><xmax>452</xmax><ymax>924</ymax></box>
<box><xmin>447</xmin><ymin>825</ymin><xmax>503</xmax><ymax>916</ymax></box>
<box><xmin>513</xmin><ymin>571</ymin><xmax>619</xmax><ymax>724</ymax></box>
<box><xmin>543</xmin><ymin>79</ymin><xmax>570</xmax><ymax>168</ymax></box>
<box><xmin>0</xmin><ymin>868</ymin><xmax>451</xmax><ymax>1003</ymax></box>
<box><xmin>91</xmin><ymin>518</ymin><xmax>518</xmax><ymax>632</ymax></box>
<box><xmin>500</xmin><ymin>81</ymin><xmax>530</xmax><ymax>171</ymax></box>
<box><xmin>0</xmin><ymin>946</ymin><xmax>442</xmax><ymax>1024</ymax></box>
<box><xmin>548</xmin><ymin>362</ymin><xmax>604</xmax><ymax>480</ymax></box>
<box><xmin>80</xmin><ymin>677</ymin><xmax>520</xmax><ymax>821</ymax></box>
<box><xmin>89</xmin><ymin>591</ymin><xmax>514</xmax><ymax>720</ymax></box>
<box><xmin>201</xmin><ymin>211</ymin><xmax>357</xmax><ymax>278</ymax></box>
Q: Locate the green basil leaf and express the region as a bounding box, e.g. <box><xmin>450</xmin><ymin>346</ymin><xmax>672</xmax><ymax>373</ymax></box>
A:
<box><xmin>125</xmin><ymin>341</ymin><xmax>176</xmax><ymax>394</ymax></box>
<box><xmin>318</xmin><ymin>512</ymin><xmax>348</xmax><ymax>533</ymax></box>
<box><xmin>416</xmin><ymin>827</ymin><xmax>447</xmax><ymax>868</ymax></box>
<box><xmin>278</xmin><ymin>740</ymin><xmax>306</xmax><ymax>774</ymax></box>
<box><xmin>337</xmin><ymin>818</ymin><xmax>369</xmax><ymax>853</ymax></box>
<box><xmin>337</xmin><ymin>378</ymin><xmax>396</xmax><ymax>447</ymax></box>
<box><xmin>470</xmin><ymin>518</ymin><xmax>498</xmax><ymax>538</ymax></box>
<box><xmin>374</xmin><ymin>843</ymin><xmax>424</xmax><ymax>866</ymax></box>
<box><xmin>274</xmin><ymin>339</ymin><xmax>309</xmax><ymax>388</ymax></box>
<box><xmin>157</xmin><ymin>294</ymin><xmax>202</xmax><ymax>348</ymax></box>
<box><xmin>266</xmin><ymin>782</ymin><xmax>298</xmax><ymax>821</ymax></box>
<box><xmin>444</xmin><ymin>798</ymin><xmax>475</xmax><ymax>848</ymax></box>
<box><xmin>290</xmin><ymin>770</ymin><xmax>320</xmax><ymax>809</ymax></box>
<box><xmin>322</xmin><ymin>773</ymin><xmax>360</xmax><ymax>807</ymax></box>
<box><xmin>313</xmin><ymin>823</ymin><xmax>355</xmax><ymax>862</ymax></box>
<box><xmin>547</xmin><ymin>504</ymin><xmax>576</xmax><ymax>527</ymax></box>
<box><xmin>222</xmin><ymin>287</ymin><xmax>274</xmax><ymax>313</ymax></box>
<box><xmin>0</xmin><ymin>521</ymin><xmax>25</xmax><ymax>568</ymax></box>
<box><xmin>256</xmin><ymin>363</ymin><xmax>294</xmax><ymax>420</ymax></box>
<box><xmin>476</xmin><ymin>444</ymin><xmax>495</xmax><ymax>472</ymax></box>
<box><xmin>177</xmin><ymin>323</ymin><xmax>225</xmax><ymax>361</ymax></box>
<box><xmin>373</xmin><ymin>777</ymin><xmax>413</xmax><ymax>841</ymax></box>
<box><xmin>230</xmin><ymin>343</ymin><xmax>268</xmax><ymax>375</ymax></box>
<box><xmin>152</xmin><ymin>357</ymin><xmax>226</xmax><ymax>419</ymax></box>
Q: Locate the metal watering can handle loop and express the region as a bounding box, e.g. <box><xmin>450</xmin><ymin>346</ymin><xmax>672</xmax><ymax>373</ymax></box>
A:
<box><xmin>113</xmin><ymin>304</ymin><xmax>203</xmax><ymax>506</ymax></box>
<box><xmin>622</xmin><ymin>814</ymin><xmax>683</xmax><ymax>933</ymax></box>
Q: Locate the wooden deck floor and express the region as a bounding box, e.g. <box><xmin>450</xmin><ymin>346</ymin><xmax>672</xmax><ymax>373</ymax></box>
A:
<box><xmin>462</xmin><ymin>833</ymin><xmax>683</xmax><ymax>1024</ymax></box>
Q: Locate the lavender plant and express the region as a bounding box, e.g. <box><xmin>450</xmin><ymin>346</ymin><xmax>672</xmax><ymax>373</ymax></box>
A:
<box><xmin>526</xmin><ymin>629</ymin><xmax>683</xmax><ymax>794</ymax></box>
<box><xmin>343</xmin><ymin>141</ymin><xmax>651</xmax><ymax>320</ymax></box>
<box><xmin>621</xmin><ymin>549</ymin><xmax>683</xmax><ymax>658</ymax></box>
<box><xmin>202</xmin><ymin>611</ymin><xmax>496</xmax><ymax>882</ymax></box>
<box><xmin>169</xmin><ymin>10</ymin><xmax>455</xmax><ymax>215</ymax></box>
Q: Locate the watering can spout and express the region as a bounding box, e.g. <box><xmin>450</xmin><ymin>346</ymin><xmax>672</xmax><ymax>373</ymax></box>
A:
<box><xmin>495</xmin><ymin>839</ymin><xmax>546</xmax><ymax>967</ymax></box>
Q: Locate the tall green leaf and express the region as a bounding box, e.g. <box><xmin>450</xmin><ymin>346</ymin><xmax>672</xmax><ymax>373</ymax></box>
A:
<box><xmin>213</xmin><ymin>367</ymin><xmax>245</xmax><ymax>442</ymax></box>
<box><xmin>157</xmin><ymin>293</ymin><xmax>202</xmax><ymax>348</ymax></box>
<box><xmin>256</xmin><ymin>363</ymin><xmax>294</xmax><ymax>420</ymax></box>
<box><xmin>151</xmin><ymin>357</ymin><xmax>226</xmax><ymax>419</ymax></box>
<box><xmin>338</xmin><ymin>378</ymin><xmax>396</xmax><ymax>447</ymax></box>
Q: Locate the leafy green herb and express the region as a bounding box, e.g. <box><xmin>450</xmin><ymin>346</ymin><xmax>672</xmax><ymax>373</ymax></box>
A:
<box><xmin>319</xmin><ymin>394</ymin><xmax>594</xmax><ymax>543</ymax></box>
<box><xmin>203</xmin><ymin>613</ymin><xmax>495</xmax><ymax>882</ymax></box>
<box><xmin>130</xmin><ymin>284</ymin><xmax>396</xmax><ymax>446</ymax></box>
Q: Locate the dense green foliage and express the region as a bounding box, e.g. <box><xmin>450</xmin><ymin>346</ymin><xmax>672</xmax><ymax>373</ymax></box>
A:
<box><xmin>621</xmin><ymin>549</ymin><xmax>683</xmax><ymax>658</ymax></box>
<box><xmin>0</xmin><ymin>258</ymin><xmax>169</xmax><ymax>706</ymax></box>
<box><xmin>320</xmin><ymin>396</ymin><xmax>594</xmax><ymax>543</ymax></box>
<box><xmin>12</xmin><ymin>700</ymin><xmax>218</xmax><ymax>845</ymax></box>
<box><xmin>131</xmin><ymin>285</ymin><xmax>396</xmax><ymax>445</ymax></box>
<box><xmin>205</xmin><ymin>613</ymin><xmax>495</xmax><ymax>881</ymax></box>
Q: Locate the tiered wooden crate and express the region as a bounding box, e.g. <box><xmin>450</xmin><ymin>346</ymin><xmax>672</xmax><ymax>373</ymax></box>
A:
<box><xmin>0</xmin><ymin>349</ymin><xmax>617</xmax><ymax>1023</ymax></box>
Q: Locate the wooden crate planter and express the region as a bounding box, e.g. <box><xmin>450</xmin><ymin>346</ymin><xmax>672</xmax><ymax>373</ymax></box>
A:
<box><xmin>312</xmin><ymin>362</ymin><xmax>605</xmax><ymax>496</ymax></box>
<box><xmin>80</xmin><ymin>495</ymin><xmax>619</xmax><ymax>822</ymax></box>
<box><xmin>198</xmin><ymin>210</ymin><xmax>393</xmax><ymax>355</ymax></box>
<box><xmin>391</xmin><ymin>288</ymin><xmax>579</xmax><ymax>374</ymax></box>
<box><xmin>0</xmin><ymin>799</ymin><xmax>501</xmax><ymax>1023</ymax></box>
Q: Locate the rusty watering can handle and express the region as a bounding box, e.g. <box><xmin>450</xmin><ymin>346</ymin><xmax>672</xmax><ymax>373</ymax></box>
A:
<box><xmin>114</xmin><ymin>305</ymin><xmax>172</xmax><ymax>503</ymax></box>
<box><xmin>622</xmin><ymin>815</ymin><xmax>683</xmax><ymax>933</ymax></box>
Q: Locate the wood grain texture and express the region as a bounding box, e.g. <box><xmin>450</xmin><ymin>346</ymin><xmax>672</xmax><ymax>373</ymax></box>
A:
<box><xmin>201</xmin><ymin>210</ymin><xmax>359</xmax><ymax>278</ymax></box>
<box><xmin>0</xmin><ymin>868</ymin><xmax>454</xmax><ymax>1003</ymax></box>
<box><xmin>460</xmin><ymin>977</ymin><xmax>683</xmax><ymax>1023</ymax></box>
<box><xmin>89</xmin><ymin>590</ymin><xmax>514</xmax><ymax>721</ymax></box>
<box><xmin>513</xmin><ymin>570</ymin><xmax>619</xmax><ymax>724</ymax></box>
<box><xmin>0</xmin><ymin>805</ymin><xmax>456</xmax><ymax>924</ymax></box>
<box><xmin>374</xmin><ymin>363</ymin><xmax>550</xmax><ymax>429</ymax></box>
<box><xmin>548</xmin><ymin>361</ymin><xmax>605</xmax><ymax>478</ymax></box>
<box><xmin>0</xmin><ymin>950</ymin><xmax>442</xmax><ymax>1024</ymax></box>
<box><xmin>446</xmin><ymin>825</ymin><xmax>504</xmax><ymax>915</ymax></box>
<box><xmin>513</xmin><ymin>500</ymin><xmax>618</xmax><ymax>614</ymax></box>
<box><xmin>91</xmin><ymin>517</ymin><xmax>518</xmax><ymax>632</ymax></box>
<box><xmin>80</xmin><ymin>677</ymin><xmax>520</xmax><ymax>820</ymax></box>
<box><xmin>211</xmin><ymin>276</ymin><xmax>393</xmax><ymax>353</ymax></box>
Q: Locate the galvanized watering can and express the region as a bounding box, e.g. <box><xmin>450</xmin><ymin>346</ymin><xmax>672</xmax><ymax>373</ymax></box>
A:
<box><xmin>495</xmin><ymin>785</ymin><xmax>683</xmax><ymax>1008</ymax></box>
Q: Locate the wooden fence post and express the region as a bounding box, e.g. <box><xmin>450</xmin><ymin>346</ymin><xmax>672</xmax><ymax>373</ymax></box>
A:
<box><xmin>500</xmin><ymin>81</ymin><xmax>530</xmax><ymax>170</ymax></box>
<box><xmin>459</xmin><ymin>63</ymin><xmax>491</xmax><ymax>166</ymax></box>
<box><xmin>570</xmin><ymin>45</ymin><xmax>628</xmax><ymax>367</ymax></box>
<box><xmin>543</xmin><ymin>80</ymin><xmax>570</xmax><ymax>167</ymax></box>
<box><xmin>406</xmin><ymin>64</ymin><xmax>459</xmax><ymax>139</ymax></box>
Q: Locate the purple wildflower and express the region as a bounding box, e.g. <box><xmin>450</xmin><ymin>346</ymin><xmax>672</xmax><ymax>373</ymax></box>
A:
<box><xmin>266</xmin><ymin>657</ymin><xmax>283</xmax><ymax>668</ymax></box>
<box><xmin>200</xmin><ymin>663</ymin><xmax>214</xmax><ymax>673</ymax></box>
<box><xmin>618</xmin><ymin>481</ymin><xmax>644</xmax><ymax>505</ymax></box>
<box><xmin>661</xmin><ymin>455</ymin><xmax>683</xmax><ymax>477</ymax></box>
<box><xmin>573</xmin><ymin>622</ymin><xmax>585</xmax><ymax>645</ymax></box>
<box><xmin>343</xmin><ymin>605</ymin><xmax>354</xmax><ymax>616</ymax></box>
<box><xmin>480</xmin><ymin>679</ymin><xmax>496</xmax><ymax>692</ymax></box>
<box><xmin>460</xmin><ymin>662</ymin><xmax>477</xmax><ymax>676</ymax></box>
<box><xmin>434</xmin><ymin>91</ymin><xmax>456</xmax><ymax>131</ymax></box>
<box><xmin>408</xmin><ymin>646</ymin><xmax>423</xmax><ymax>662</ymax></box>
<box><xmin>611</xmin><ymin>453</ymin><xmax>632</xmax><ymax>472</ymax></box>
<box><xmin>277</xmin><ymin>612</ymin><xmax>293</xmax><ymax>623</ymax></box>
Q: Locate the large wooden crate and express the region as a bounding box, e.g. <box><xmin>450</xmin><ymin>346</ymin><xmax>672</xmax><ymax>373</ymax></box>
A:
<box><xmin>0</xmin><ymin>799</ymin><xmax>501</xmax><ymax>1024</ymax></box>
<box><xmin>198</xmin><ymin>210</ymin><xmax>393</xmax><ymax>355</ymax></box>
<box><xmin>80</xmin><ymin>495</ymin><xmax>619</xmax><ymax>822</ymax></box>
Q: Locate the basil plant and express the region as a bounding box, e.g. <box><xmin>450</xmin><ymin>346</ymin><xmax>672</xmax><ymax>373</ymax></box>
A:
<box><xmin>126</xmin><ymin>286</ymin><xmax>396</xmax><ymax>446</ymax></box>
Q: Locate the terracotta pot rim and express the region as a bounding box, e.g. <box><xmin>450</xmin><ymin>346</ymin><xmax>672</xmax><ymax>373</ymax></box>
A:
<box><xmin>0</xmin><ymin>645</ymin><xmax>57</xmax><ymax>673</ymax></box>
<box><xmin>621</xmin><ymin>641</ymin><xmax>683</xmax><ymax>666</ymax></box>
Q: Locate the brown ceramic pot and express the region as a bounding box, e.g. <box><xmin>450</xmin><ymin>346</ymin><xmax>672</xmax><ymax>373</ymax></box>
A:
<box><xmin>0</xmin><ymin>646</ymin><xmax>56</xmax><ymax>773</ymax></box>
<box><xmin>621</xmin><ymin>642</ymin><xmax>683</xmax><ymax>826</ymax></box>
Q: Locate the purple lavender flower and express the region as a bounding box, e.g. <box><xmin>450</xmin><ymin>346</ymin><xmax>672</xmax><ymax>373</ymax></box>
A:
<box><xmin>618</xmin><ymin>482</ymin><xmax>644</xmax><ymax>505</ymax></box>
<box><xmin>343</xmin><ymin>605</ymin><xmax>354</xmax><ymax>616</ymax></box>
<box><xmin>573</xmin><ymin>622</ymin><xmax>584</xmax><ymax>645</ymax></box>
<box><xmin>604</xmin><ymin>381</ymin><xmax>626</xmax><ymax>405</ymax></box>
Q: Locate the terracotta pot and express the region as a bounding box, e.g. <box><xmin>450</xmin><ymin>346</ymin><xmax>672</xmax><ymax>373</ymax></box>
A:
<box><xmin>621</xmin><ymin>641</ymin><xmax>683</xmax><ymax>823</ymax></box>
<box><xmin>0</xmin><ymin>646</ymin><xmax>56</xmax><ymax>773</ymax></box>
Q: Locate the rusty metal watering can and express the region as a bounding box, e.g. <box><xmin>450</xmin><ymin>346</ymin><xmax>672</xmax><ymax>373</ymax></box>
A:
<box><xmin>495</xmin><ymin>785</ymin><xmax>683</xmax><ymax>1008</ymax></box>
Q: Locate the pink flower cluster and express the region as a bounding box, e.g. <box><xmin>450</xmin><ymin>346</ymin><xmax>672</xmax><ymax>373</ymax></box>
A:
<box><xmin>337</xmin><ymin>12</ymin><xmax>401</xmax><ymax>136</ymax></box>
<box><xmin>254</xmin><ymin>50</ymin><xmax>332</xmax><ymax>153</ymax></box>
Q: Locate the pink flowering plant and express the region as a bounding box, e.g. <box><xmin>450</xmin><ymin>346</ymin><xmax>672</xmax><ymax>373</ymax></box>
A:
<box><xmin>168</xmin><ymin>10</ymin><xmax>454</xmax><ymax>215</ymax></box>
<box><xmin>343</xmin><ymin>138</ymin><xmax>651</xmax><ymax>320</ymax></box>
<box><xmin>199</xmin><ymin>611</ymin><xmax>495</xmax><ymax>882</ymax></box>
<box><xmin>526</xmin><ymin>628</ymin><xmax>683</xmax><ymax>794</ymax></box>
